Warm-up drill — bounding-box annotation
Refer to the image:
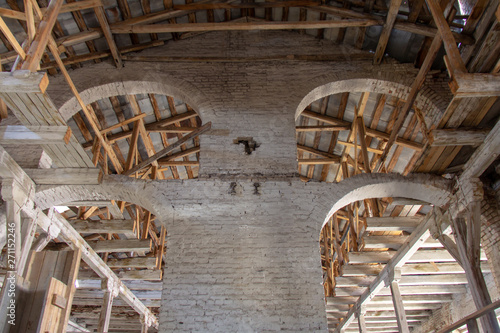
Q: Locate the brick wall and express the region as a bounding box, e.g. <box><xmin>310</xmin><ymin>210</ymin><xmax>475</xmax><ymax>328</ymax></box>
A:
<box><xmin>48</xmin><ymin>30</ymin><xmax>451</xmax><ymax>178</ymax></box>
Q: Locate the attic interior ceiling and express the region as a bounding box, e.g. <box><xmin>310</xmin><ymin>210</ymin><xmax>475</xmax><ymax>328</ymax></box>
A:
<box><xmin>0</xmin><ymin>0</ymin><xmax>498</xmax><ymax>331</ymax></box>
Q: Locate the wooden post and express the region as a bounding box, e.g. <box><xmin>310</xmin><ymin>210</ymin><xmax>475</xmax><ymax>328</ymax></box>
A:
<box><xmin>451</xmin><ymin>213</ymin><xmax>500</xmax><ymax>333</ymax></box>
<box><xmin>97</xmin><ymin>279</ymin><xmax>117</xmax><ymax>333</ymax></box>
<box><xmin>1</xmin><ymin>180</ymin><xmax>25</xmax><ymax>273</ymax></box>
<box><xmin>356</xmin><ymin>305</ymin><xmax>367</xmax><ymax>333</ymax></box>
<box><xmin>387</xmin><ymin>268</ymin><xmax>410</xmax><ymax>333</ymax></box>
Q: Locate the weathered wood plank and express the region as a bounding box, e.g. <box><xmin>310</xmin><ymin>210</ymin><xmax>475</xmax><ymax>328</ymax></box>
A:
<box><xmin>0</xmin><ymin>71</ymin><xmax>49</xmax><ymax>93</ymax></box>
<box><xmin>24</xmin><ymin>168</ymin><xmax>101</xmax><ymax>185</ymax></box>
<box><xmin>0</xmin><ymin>125</ymin><xmax>70</xmax><ymax>144</ymax></box>
<box><xmin>71</xmin><ymin>219</ymin><xmax>134</xmax><ymax>234</ymax></box>
<box><xmin>111</xmin><ymin>19</ymin><xmax>381</xmax><ymax>34</ymax></box>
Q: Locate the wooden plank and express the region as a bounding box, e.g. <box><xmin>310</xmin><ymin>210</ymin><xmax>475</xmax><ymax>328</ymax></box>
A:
<box><xmin>97</xmin><ymin>291</ymin><xmax>114</xmax><ymax>333</ymax></box>
<box><xmin>430</xmin><ymin>128</ymin><xmax>490</xmax><ymax>146</ymax></box>
<box><xmin>365</xmin><ymin>216</ymin><xmax>422</xmax><ymax>232</ymax></box>
<box><xmin>107</xmin><ymin>257</ymin><xmax>157</xmax><ymax>269</ymax></box>
<box><xmin>0</xmin><ymin>16</ymin><xmax>25</xmax><ymax>59</ymax></box>
<box><xmin>21</xmin><ymin>0</ymin><xmax>64</xmax><ymax>72</ymax></box>
<box><xmin>101</xmin><ymin>113</ymin><xmax>147</xmax><ymax>134</ymax></box>
<box><xmin>123</xmin><ymin>122</ymin><xmax>211</xmax><ymax>176</ymax></box>
<box><xmin>334</xmin><ymin>212</ymin><xmax>434</xmax><ymax>332</ymax></box>
<box><xmin>295</xmin><ymin>125</ymin><xmax>350</xmax><ymax>132</ymax></box>
<box><xmin>24</xmin><ymin>168</ymin><xmax>101</xmax><ymax>185</ymax></box>
<box><xmin>0</xmin><ymin>125</ymin><xmax>70</xmax><ymax>144</ymax></box>
<box><xmin>0</xmin><ymin>71</ymin><xmax>49</xmax><ymax>93</ymax></box>
<box><xmin>88</xmin><ymin>239</ymin><xmax>151</xmax><ymax>253</ymax></box>
<box><xmin>373</xmin><ymin>0</ymin><xmax>403</xmax><ymax>64</ymax></box>
<box><xmin>71</xmin><ymin>219</ymin><xmax>134</xmax><ymax>234</ymax></box>
<box><xmin>111</xmin><ymin>19</ymin><xmax>380</xmax><ymax>34</ymax></box>
<box><xmin>94</xmin><ymin>6</ymin><xmax>123</xmax><ymax>68</ymax></box>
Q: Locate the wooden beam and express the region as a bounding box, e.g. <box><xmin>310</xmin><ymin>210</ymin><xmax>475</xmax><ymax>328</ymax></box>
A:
<box><xmin>71</xmin><ymin>219</ymin><xmax>134</xmax><ymax>234</ymax></box>
<box><xmin>334</xmin><ymin>211</ymin><xmax>434</xmax><ymax>332</ymax></box>
<box><xmin>111</xmin><ymin>19</ymin><xmax>380</xmax><ymax>34</ymax></box>
<box><xmin>373</xmin><ymin>0</ymin><xmax>403</xmax><ymax>64</ymax></box>
<box><xmin>24</xmin><ymin>168</ymin><xmax>101</xmax><ymax>185</ymax></box>
<box><xmin>94</xmin><ymin>6</ymin><xmax>123</xmax><ymax>68</ymax></box>
<box><xmin>88</xmin><ymin>239</ymin><xmax>151</xmax><ymax>253</ymax></box>
<box><xmin>0</xmin><ymin>125</ymin><xmax>71</xmax><ymax>144</ymax></box>
<box><xmin>425</xmin><ymin>0</ymin><xmax>467</xmax><ymax>76</ymax></box>
<box><xmin>450</xmin><ymin>216</ymin><xmax>500</xmax><ymax>332</ymax></box>
<box><xmin>100</xmin><ymin>113</ymin><xmax>147</xmax><ymax>135</ymax></box>
<box><xmin>460</xmin><ymin>118</ymin><xmax>500</xmax><ymax>179</ymax></box>
<box><xmin>389</xmin><ymin>269</ymin><xmax>410</xmax><ymax>333</ymax></box>
<box><xmin>21</xmin><ymin>0</ymin><xmax>64</xmax><ymax>72</ymax></box>
<box><xmin>365</xmin><ymin>216</ymin><xmax>422</xmax><ymax>232</ymax></box>
<box><xmin>295</xmin><ymin>125</ymin><xmax>351</xmax><ymax>132</ymax></box>
<box><xmin>0</xmin><ymin>71</ymin><xmax>49</xmax><ymax>93</ymax></box>
<box><xmin>0</xmin><ymin>17</ymin><xmax>26</xmax><ymax>60</ymax></box>
<box><xmin>430</xmin><ymin>128</ymin><xmax>490</xmax><ymax>146</ymax></box>
<box><xmin>450</xmin><ymin>72</ymin><xmax>500</xmax><ymax>97</ymax></box>
<box><xmin>107</xmin><ymin>257</ymin><xmax>157</xmax><ymax>269</ymax></box>
<box><xmin>97</xmin><ymin>290</ymin><xmax>114</xmax><ymax>333</ymax></box>
<box><xmin>375</xmin><ymin>33</ymin><xmax>442</xmax><ymax>171</ymax></box>
<box><xmin>123</xmin><ymin>122</ymin><xmax>211</xmax><ymax>176</ymax></box>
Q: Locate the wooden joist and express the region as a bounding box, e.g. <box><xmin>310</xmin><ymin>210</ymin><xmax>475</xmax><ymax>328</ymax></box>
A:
<box><xmin>450</xmin><ymin>72</ymin><xmax>500</xmax><ymax>97</ymax></box>
<box><xmin>106</xmin><ymin>257</ymin><xmax>157</xmax><ymax>269</ymax></box>
<box><xmin>0</xmin><ymin>125</ymin><xmax>71</xmax><ymax>144</ymax></box>
<box><xmin>71</xmin><ymin>219</ymin><xmax>134</xmax><ymax>234</ymax></box>
<box><xmin>365</xmin><ymin>216</ymin><xmax>422</xmax><ymax>232</ymax></box>
<box><xmin>430</xmin><ymin>128</ymin><xmax>490</xmax><ymax>146</ymax></box>
<box><xmin>111</xmin><ymin>19</ymin><xmax>381</xmax><ymax>34</ymax></box>
<box><xmin>373</xmin><ymin>0</ymin><xmax>403</xmax><ymax>64</ymax></box>
<box><xmin>88</xmin><ymin>239</ymin><xmax>151</xmax><ymax>253</ymax></box>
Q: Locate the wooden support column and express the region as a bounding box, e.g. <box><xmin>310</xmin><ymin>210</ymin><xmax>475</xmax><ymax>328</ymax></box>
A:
<box><xmin>387</xmin><ymin>268</ymin><xmax>410</xmax><ymax>333</ymax></box>
<box><xmin>1</xmin><ymin>179</ymin><xmax>27</xmax><ymax>273</ymax></box>
<box><xmin>356</xmin><ymin>305</ymin><xmax>367</xmax><ymax>333</ymax></box>
<box><xmin>97</xmin><ymin>279</ymin><xmax>118</xmax><ymax>333</ymax></box>
<box><xmin>450</xmin><ymin>207</ymin><xmax>500</xmax><ymax>333</ymax></box>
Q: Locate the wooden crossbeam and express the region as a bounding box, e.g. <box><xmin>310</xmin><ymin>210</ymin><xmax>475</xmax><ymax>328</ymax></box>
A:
<box><xmin>71</xmin><ymin>219</ymin><xmax>134</xmax><ymax>234</ymax></box>
<box><xmin>0</xmin><ymin>71</ymin><xmax>49</xmax><ymax>93</ymax></box>
<box><xmin>107</xmin><ymin>257</ymin><xmax>157</xmax><ymax>269</ymax></box>
<box><xmin>111</xmin><ymin>19</ymin><xmax>380</xmax><ymax>34</ymax></box>
<box><xmin>87</xmin><ymin>239</ymin><xmax>151</xmax><ymax>253</ymax></box>
<box><xmin>430</xmin><ymin>128</ymin><xmax>490</xmax><ymax>146</ymax></box>
<box><xmin>0</xmin><ymin>17</ymin><xmax>26</xmax><ymax>59</ymax></box>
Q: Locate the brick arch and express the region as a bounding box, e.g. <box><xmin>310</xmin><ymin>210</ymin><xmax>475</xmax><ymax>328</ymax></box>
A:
<box><xmin>34</xmin><ymin>176</ymin><xmax>170</xmax><ymax>224</ymax></box>
<box><xmin>294</xmin><ymin>72</ymin><xmax>451</xmax><ymax>125</ymax></box>
<box><xmin>46</xmin><ymin>62</ymin><xmax>214</xmax><ymax>122</ymax></box>
<box><xmin>323</xmin><ymin>173</ymin><xmax>453</xmax><ymax>229</ymax></box>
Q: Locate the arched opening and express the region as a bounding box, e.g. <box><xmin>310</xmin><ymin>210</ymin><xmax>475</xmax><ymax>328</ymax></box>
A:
<box><xmin>67</xmin><ymin>93</ymin><xmax>203</xmax><ymax>179</ymax></box>
<box><xmin>296</xmin><ymin>91</ymin><xmax>427</xmax><ymax>182</ymax></box>
<box><xmin>317</xmin><ymin>174</ymin><xmax>494</xmax><ymax>332</ymax></box>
